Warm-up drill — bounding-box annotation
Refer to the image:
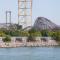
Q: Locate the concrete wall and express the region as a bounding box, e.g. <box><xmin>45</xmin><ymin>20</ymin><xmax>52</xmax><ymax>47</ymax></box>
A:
<box><xmin>0</xmin><ymin>37</ymin><xmax>53</xmax><ymax>43</ymax></box>
<box><xmin>11</xmin><ymin>37</ymin><xmax>27</xmax><ymax>42</ymax></box>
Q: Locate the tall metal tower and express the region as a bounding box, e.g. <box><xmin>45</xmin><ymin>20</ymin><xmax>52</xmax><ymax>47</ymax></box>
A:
<box><xmin>18</xmin><ymin>0</ymin><xmax>32</xmax><ymax>28</ymax></box>
<box><xmin>6</xmin><ymin>11</ymin><xmax>11</xmax><ymax>29</ymax></box>
<box><xmin>6</xmin><ymin>11</ymin><xmax>11</xmax><ymax>25</ymax></box>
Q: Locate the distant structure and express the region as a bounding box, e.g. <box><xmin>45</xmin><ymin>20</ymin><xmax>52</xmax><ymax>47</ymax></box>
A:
<box><xmin>18</xmin><ymin>0</ymin><xmax>32</xmax><ymax>28</ymax></box>
<box><xmin>6</xmin><ymin>11</ymin><xmax>11</xmax><ymax>29</ymax></box>
<box><xmin>6</xmin><ymin>11</ymin><xmax>11</xmax><ymax>26</ymax></box>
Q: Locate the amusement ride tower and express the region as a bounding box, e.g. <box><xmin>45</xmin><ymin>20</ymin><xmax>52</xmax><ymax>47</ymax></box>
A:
<box><xmin>18</xmin><ymin>0</ymin><xmax>32</xmax><ymax>28</ymax></box>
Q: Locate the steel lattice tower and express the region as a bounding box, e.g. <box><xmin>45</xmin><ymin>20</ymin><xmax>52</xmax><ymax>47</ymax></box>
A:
<box><xmin>6</xmin><ymin>11</ymin><xmax>11</xmax><ymax>25</ymax></box>
<box><xmin>18</xmin><ymin>0</ymin><xmax>32</xmax><ymax>28</ymax></box>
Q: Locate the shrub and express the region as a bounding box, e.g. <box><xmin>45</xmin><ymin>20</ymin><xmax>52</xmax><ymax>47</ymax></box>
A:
<box><xmin>19</xmin><ymin>31</ymin><xmax>29</xmax><ymax>37</ymax></box>
<box><xmin>41</xmin><ymin>30</ymin><xmax>49</xmax><ymax>37</ymax></box>
<box><xmin>27</xmin><ymin>29</ymin><xmax>38</xmax><ymax>42</ymax></box>
<box><xmin>0</xmin><ymin>31</ymin><xmax>6</xmax><ymax>37</ymax></box>
<box><xmin>3</xmin><ymin>35</ymin><xmax>11</xmax><ymax>42</ymax></box>
<box><xmin>27</xmin><ymin>35</ymin><xmax>35</xmax><ymax>42</ymax></box>
<box><xmin>51</xmin><ymin>31</ymin><xmax>60</xmax><ymax>41</ymax></box>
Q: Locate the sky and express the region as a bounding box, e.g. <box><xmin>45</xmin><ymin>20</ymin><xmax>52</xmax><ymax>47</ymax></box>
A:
<box><xmin>0</xmin><ymin>0</ymin><xmax>60</xmax><ymax>25</ymax></box>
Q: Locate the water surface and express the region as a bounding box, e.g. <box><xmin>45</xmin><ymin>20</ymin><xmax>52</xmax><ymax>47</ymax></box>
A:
<box><xmin>0</xmin><ymin>47</ymin><xmax>60</xmax><ymax>60</ymax></box>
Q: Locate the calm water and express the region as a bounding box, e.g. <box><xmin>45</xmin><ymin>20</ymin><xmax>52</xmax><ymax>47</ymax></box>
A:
<box><xmin>0</xmin><ymin>47</ymin><xmax>60</xmax><ymax>60</ymax></box>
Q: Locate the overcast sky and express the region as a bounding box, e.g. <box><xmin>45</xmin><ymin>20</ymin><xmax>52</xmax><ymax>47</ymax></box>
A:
<box><xmin>0</xmin><ymin>0</ymin><xmax>60</xmax><ymax>25</ymax></box>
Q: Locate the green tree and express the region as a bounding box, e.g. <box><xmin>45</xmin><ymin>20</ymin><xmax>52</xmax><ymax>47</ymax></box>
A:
<box><xmin>19</xmin><ymin>31</ymin><xmax>29</xmax><ymax>37</ymax></box>
<box><xmin>27</xmin><ymin>28</ymin><xmax>41</xmax><ymax>42</ymax></box>
<box><xmin>41</xmin><ymin>30</ymin><xmax>49</xmax><ymax>37</ymax></box>
<box><xmin>3</xmin><ymin>35</ymin><xmax>11</xmax><ymax>42</ymax></box>
<box><xmin>51</xmin><ymin>31</ymin><xmax>60</xmax><ymax>41</ymax></box>
<box><xmin>0</xmin><ymin>31</ymin><xmax>6</xmax><ymax>37</ymax></box>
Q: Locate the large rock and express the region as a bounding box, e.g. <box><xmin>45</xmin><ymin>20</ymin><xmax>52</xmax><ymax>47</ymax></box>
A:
<box><xmin>33</xmin><ymin>17</ymin><xmax>58</xmax><ymax>30</ymax></box>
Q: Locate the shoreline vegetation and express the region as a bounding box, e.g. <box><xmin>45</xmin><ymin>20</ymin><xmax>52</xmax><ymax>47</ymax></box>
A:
<box><xmin>0</xmin><ymin>28</ymin><xmax>60</xmax><ymax>48</ymax></box>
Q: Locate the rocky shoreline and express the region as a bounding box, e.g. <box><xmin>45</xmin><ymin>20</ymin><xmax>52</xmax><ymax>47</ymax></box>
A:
<box><xmin>0</xmin><ymin>40</ymin><xmax>59</xmax><ymax>48</ymax></box>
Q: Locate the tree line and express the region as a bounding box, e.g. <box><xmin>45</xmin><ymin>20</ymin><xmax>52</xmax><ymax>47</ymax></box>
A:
<box><xmin>0</xmin><ymin>28</ymin><xmax>60</xmax><ymax>41</ymax></box>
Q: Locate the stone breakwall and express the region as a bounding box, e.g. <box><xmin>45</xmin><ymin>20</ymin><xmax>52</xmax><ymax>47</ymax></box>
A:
<box><xmin>0</xmin><ymin>40</ymin><xmax>58</xmax><ymax>48</ymax></box>
<box><xmin>0</xmin><ymin>37</ymin><xmax>59</xmax><ymax>48</ymax></box>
